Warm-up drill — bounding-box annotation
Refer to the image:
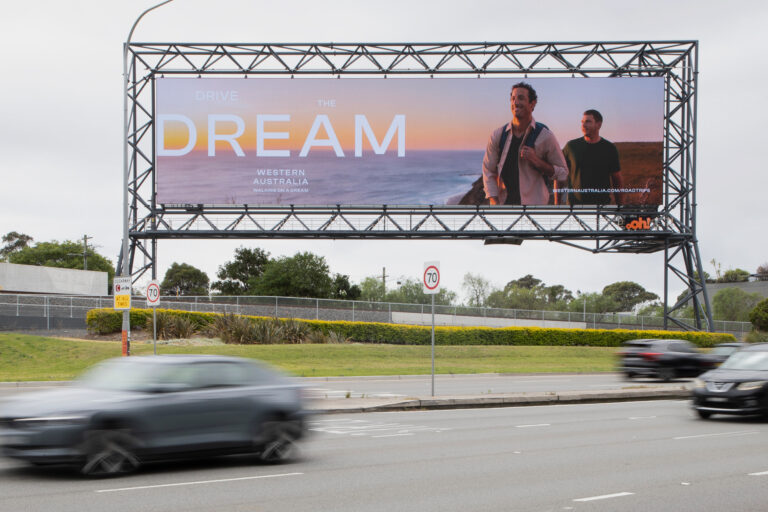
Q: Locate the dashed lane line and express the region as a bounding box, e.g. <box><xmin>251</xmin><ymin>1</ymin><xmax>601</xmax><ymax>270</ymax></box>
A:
<box><xmin>573</xmin><ymin>492</ymin><xmax>634</xmax><ymax>502</ymax></box>
<box><xmin>673</xmin><ymin>430</ymin><xmax>759</xmax><ymax>441</ymax></box>
<box><xmin>96</xmin><ymin>472</ymin><xmax>303</xmax><ymax>493</ymax></box>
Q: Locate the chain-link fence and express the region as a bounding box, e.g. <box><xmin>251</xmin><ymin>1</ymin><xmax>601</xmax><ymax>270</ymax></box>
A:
<box><xmin>0</xmin><ymin>293</ymin><xmax>753</xmax><ymax>338</ymax></box>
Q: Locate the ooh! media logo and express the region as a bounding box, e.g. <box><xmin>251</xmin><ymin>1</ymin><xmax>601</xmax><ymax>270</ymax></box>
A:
<box><xmin>624</xmin><ymin>217</ymin><xmax>652</xmax><ymax>231</ymax></box>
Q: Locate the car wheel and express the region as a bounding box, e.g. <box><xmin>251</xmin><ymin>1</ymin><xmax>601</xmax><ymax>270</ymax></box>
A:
<box><xmin>623</xmin><ymin>372</ymin><xmax>635</xmax><ymax>380</ymax></box>
<box><xmin>81</xmin><ymin>429</ymin><xmax>141</xmax><ymax>477</ymax></box>
<box><xmin>257</xmin><ymin>421</ymin><xmax>299</xmax><ymax>464</ymax></box>
<box><xmin>696</xmin><ymin>409</ymin><xmax>712</xmax><ymax>420</ymax></box>
<box><xmin>657</xmin><ymin>367</ymin><xmax>675</xmax><ymax>382</ymax></box>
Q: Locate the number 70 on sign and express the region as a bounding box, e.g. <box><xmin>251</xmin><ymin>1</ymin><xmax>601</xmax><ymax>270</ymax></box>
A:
<box><xmin>422</xmin><ymin>261</ymin><xmax>441</xmax><ymax>294</ymax></box>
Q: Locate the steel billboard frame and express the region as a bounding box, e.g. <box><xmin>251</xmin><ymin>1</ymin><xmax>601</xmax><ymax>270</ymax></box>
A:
<box><xmin>120</xmin><ymin>41</ymin><xmax>711</xmax><ymax>330</ymax></box>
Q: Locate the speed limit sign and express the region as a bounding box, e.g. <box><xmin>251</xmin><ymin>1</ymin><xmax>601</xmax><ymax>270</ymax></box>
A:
<box><xmin>146</xmin><ymin>280</ymin><xmax>161</xmax><ymax>307</ymax></box>
<box><xmin>422</xmin><ymin>261</ymin><xmax>440</xmax><ymax>294</ymax></box>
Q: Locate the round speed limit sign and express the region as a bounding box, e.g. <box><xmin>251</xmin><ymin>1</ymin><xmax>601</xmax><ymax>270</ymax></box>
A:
<box><xmin>422</xmin><ymin>261</ymin><xmax>440</xmax><ymax>294</ymax></box>
<box><xmin>146</xmin><ymin>280</ymin><xmax>161</xmax><ymax>307</ymax></box>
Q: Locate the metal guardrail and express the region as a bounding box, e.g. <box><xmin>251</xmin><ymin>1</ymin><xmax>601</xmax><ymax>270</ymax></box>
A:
<box><xmin>0</xmin><ymin>293</ymin><xmax>753</xmax><ymax>337</ymax></box>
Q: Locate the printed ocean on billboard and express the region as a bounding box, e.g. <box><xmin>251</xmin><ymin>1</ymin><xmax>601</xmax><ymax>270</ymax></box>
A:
<box><xmin>155</xmin><ymin>77</ymin><xmax>663</xmax><ymax>206</ymax></box>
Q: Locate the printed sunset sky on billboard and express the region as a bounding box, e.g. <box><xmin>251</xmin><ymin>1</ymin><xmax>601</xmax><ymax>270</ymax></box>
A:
<box><xmin>155</xmin><ymin>77</ymin><xmax>664</xmax><ymax>207</ymax></box>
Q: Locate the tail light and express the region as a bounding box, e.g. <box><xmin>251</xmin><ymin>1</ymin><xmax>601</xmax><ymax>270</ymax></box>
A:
<box><xmin>640</xmin><ymin>352</ymin><xmax>662</xmax><ymax>361</ymax></box>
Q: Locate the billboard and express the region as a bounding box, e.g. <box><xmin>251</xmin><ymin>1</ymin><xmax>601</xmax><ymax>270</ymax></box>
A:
<box><xmin>156</xmin><ymin>77</ymin><xmax>663</xmax><ymax>207</ymax></box>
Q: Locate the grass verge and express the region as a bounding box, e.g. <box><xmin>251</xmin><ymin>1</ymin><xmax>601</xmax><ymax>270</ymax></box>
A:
<box><xmin>0</xmin><ymin>333</ymin><xmax>619</xmax><ymax>381</ymax></box>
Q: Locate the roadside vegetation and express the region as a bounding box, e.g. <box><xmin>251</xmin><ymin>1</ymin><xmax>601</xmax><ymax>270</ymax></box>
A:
<box><xmin>0</xmin><ymin>333</ymin><xmax>620</xmax><ymax>381</ymax></box>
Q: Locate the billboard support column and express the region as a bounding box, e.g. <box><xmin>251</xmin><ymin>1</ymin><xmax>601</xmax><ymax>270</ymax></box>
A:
<box><xmin>121</xmin><ymin>0</ymin><xmax>174</xmax><ymax>359</ymax></box>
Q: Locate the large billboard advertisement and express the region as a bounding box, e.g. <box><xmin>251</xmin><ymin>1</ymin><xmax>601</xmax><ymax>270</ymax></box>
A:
<box><xmin>156</xmin><ymin>77</ymin><xmax>663</xmax><ymax>207</ymax></box>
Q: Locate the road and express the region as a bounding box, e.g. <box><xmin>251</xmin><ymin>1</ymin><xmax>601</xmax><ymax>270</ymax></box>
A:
<box><xmin>304</xmin><ymin>372</ymin><xmax>689</xmax><ymax>399</ymax></box>
<box><xmin>3</xmin><ymin>400</ymin><xmax>768</xmax><ymax>511</ymax></box>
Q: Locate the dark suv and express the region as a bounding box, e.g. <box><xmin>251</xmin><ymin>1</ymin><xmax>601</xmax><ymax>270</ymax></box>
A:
<box><xmin>619</xmin><ymin>338</ymin><xmax>715</xmax><ymax>381</ymax></box>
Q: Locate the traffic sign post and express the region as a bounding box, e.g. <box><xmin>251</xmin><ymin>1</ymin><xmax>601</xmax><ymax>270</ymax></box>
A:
<box><xmin>146</xmin><ymin>280</ymin><xmax>161</xmax><ymax>355</ymax></box>
<box><xmin>423</xmin><ymin>262</ymin><xmax>440</xmax><ymax>396</ymax></box>
<box><xmin>113</xmin><ymin>277</ymin><xmax>132</xmax><ymax>356</ymax></box>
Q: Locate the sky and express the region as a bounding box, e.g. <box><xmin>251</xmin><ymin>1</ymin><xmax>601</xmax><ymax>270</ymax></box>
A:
<box><xmin>1</xmin><ymin>0</ymin><xmax>766</xmax><ymax>303</ymax></box>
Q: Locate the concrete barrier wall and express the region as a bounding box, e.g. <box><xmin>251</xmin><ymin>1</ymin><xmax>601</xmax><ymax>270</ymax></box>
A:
<box><xmin>0</xmin><ymin>263</ymin><xmax>108</xmax><ymax>296</ymax></box>
<box><xmin>391</xmin><ymin>312</ymin><xmax>587</xmax><ymax>329</ymax></box>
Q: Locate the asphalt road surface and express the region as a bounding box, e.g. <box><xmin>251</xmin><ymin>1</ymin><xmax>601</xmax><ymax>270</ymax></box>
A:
<box><xmin>304</xmin><ymin>373</ymin><xmax>690</xmax><ymax>399</ymax></box>
<box><xmin>3</xmin><ymin>400</ymin><xmax>768</xmax><ymax>511</ymax></box>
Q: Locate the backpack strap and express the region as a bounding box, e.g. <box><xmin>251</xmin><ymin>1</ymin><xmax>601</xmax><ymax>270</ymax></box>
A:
<box><xmin>497</xmin><ymin>122</ymin><xmax>548</xmax><ymax>162</ymax></box>
<box><xmin>524</xmin><ymin>122</ymin><xmax>547</xmax><ymax>148</ymax></box>
<box><xmin>497</xmin><ymin>125</ymin><xmax>509</xmax><ymax>162</ymax></box>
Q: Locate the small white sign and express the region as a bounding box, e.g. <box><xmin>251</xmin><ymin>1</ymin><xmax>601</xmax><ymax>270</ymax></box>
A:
<box><xmin>423</xmin><ymin>261</ymin><xmax>440</xmax><ymax>294</ymax></box>
<box><xmin>113</xmin><ymin>276</ymin><xmax>131</xmax><ymax>310</ymax></box>
<box><xmin>146</xmin><ymin>280</ymin><xmax>161</xmax><ymax>307</ymax></box>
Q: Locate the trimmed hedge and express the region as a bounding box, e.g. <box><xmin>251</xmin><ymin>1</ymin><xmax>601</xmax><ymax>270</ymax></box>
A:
<box><xmin>86</xmin><ymin>307</ymin><xmax>736</xmax><ymax>347</ymax></box>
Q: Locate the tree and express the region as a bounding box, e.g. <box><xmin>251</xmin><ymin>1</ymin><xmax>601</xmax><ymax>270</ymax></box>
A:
<box><xmin>568</xmin><ymin>292</ymin><xmax>621</xmax><ymax>314</ymax></box>
<box><xmin>712</xmin><ymin>288</ymin><xmax>763</xmax><ymax>322</ymax></box>
<box><xmin>506</xmin><ymin>274</ymin><xmax>542</xmax><ymax>290</ymax></box>
<box><xmin>541</xmin><ymin>284</ymin><xmax>574</xmax><ymax>308</ymax></box>
<box><xmin>1</xmin><ymin>231</ymin><xmax>33</xmax><ymax>261</ymax></box>
<box><xmin>9</xmin><ymin>239</ymin><xmax>115</xmax><ymax>285</ymax></box>
<box><xmin>751</xmin><ymin>298</ymin><xmax>768</xmax><ymax>331</ymax></box>
<box><xmin>486</xmin><ymin>275</ymin><xmax>573</xmax><ymax>311</ymax></box>
<box><xmin>462</xmin><ymin>273</ymin><xmax>493</xmax><ymax>307</ymax></box>
<box><xmin>331</xmin><ymin>273</ymin><xmax>361</xmax><ymax>300</ymax></box>
<box><xmin>601</xmin><ymin>281</ymin><xmax>658</xmax><ymax>312</ymax></box>
<box><xmin>358</xmin><ymin>276</ymin><xmax>386</xmax><ymax>302</ymax></box>
<box><xmin>385</xmin><ymin>278</ymin><xmax>456</xmax><ymax>306</ymax></box>
<box><xmin>718</xmin><ymin>268</ymin><xmax>750</xmax><ymax>283</ymax></box>
<box><xmin>486</xmin><ymin>286</ymin><xmax>545</xmax><ymax>310</ymax></box>
<box><xmin>211</xmin><ymin>247</ymin><xmax>270</xmax><ymax>295</ymax></box>
<box><xmin>160</xmin><ymin>263</ymin><xmax>209</xmax><ymax>296</ymax></box>
<box><xmin>252</xmin><ymin>252</ymin><xmax>333</xmax><ymax>298</ymax></box>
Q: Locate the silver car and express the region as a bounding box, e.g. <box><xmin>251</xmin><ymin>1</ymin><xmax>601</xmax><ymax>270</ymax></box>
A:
<box><xmin>0</xmin><ymin>355</ymin><xmax>310</xmax><ymax>476</ymax></box>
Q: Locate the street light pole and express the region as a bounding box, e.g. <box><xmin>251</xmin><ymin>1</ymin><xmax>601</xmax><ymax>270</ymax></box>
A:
<box><xmin>122</xmin><ymin>0</ymin><xmax>174</xmax><ymax>356</ymax></box>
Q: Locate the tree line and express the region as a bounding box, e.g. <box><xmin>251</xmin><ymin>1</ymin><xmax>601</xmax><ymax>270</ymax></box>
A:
<box><xmin>2</xmin><ymin>232</ymin><xmax>767</xmax><ymax>323</ymax></box>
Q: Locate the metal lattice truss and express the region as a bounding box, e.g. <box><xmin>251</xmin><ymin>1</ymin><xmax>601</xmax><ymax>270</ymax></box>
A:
<box><xmin>121</xmin><ymin>41</ymin><xmax>710</xmax><ymax>329</ymax></box>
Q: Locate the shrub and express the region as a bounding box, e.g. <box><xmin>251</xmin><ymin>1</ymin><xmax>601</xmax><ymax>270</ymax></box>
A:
<box><xmin>281</xmin><ymin>319</ymin><xmax>310</xmax><ymax>344</ymax></box>
<box><xmin>148</xmin><ymin>311</ymin><xmax>199</xmax><ymax>340</ymax></box>
<box><xmin>304</xmin><ymin>329</ymin><xmax>331</xmax><ymax>344</ymax></box>
<box><xmin>750</xmin><ymin>298</ymin><xmax>768</xmax><ymax>332</ymax></box>
<box><xmin>86</xmin><ymin>308</ymin><xmax>149</xmax><ymax>334</ymax></box>
<box><xmin>326</xmin><ymin>330</ymin><xmax>352</xmax><ymax>344</ymax></box>
<box><xmin>207</xmin><ymin>314</ymin><xmax>257</xmax><ymax>344</ymax></box>
<box><xmin>86</xmin><ymin>307</ymin><xmax>736</xmax><ymax>347</ymax></box>
<box><xmin>252</xmin><ymin>318</ymin><xmax>285</xmax><ymax>344</ymax></box>
<box><xmin>745</xmin><ymin>330</ymin><xmax>768</xmax><ymax>343</ymax></box>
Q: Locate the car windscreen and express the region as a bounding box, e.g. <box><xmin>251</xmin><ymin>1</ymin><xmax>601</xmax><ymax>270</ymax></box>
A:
<box><xmin>711</xmin><ymin>346</ymin><xmax>738</xmax><ymax>356</ymax></box>
<box><xmin>720</xmin><ymin>351</ymin><xmax>768</xmax><ymax>371</ymax></box>
<box><xmin>75</xmin><ymin>360</ymin><xmax>173</xmax><ymax>391</ymax></box>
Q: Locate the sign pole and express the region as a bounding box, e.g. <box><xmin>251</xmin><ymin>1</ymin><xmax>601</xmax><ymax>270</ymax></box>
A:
<box><xmin>146</xmin><ymin>280</ymin><xmax>161</xmax><ymax>355</ymax></box>
<box><xmin>422</xmin><ymin>261</ymin><xmax>440</xmax><ymax>398</ymax></box>
<box><xmin>153</xmin><ymin>308</ymin><xmax>157</xmax><ymax>355</ymax></box>
<box><xmin>431</xmin><ymin>293</ymin><xmax>435</xmax><ymax>397</ymax></box>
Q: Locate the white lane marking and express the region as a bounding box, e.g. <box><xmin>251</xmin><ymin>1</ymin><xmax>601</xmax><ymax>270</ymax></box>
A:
<box><xmin>573</xmin><ymin>492</ymin><xmax>634</xmax><ymax>502</ymax></box>
<box><xmin>748</xmin><ymin>470</ymin><xmax>768</xmax><ymax>476</ymax></box>
<box><xmin>673</xmin><ymin>430</ymin><xmax>759</xmax><ymax>440</ymax></box>
<box><xmin>372</xmin><ymin>433</ymin><xmax>415</xmax><ymax>438</ymax></box>
<box><xmin>309</xmin><ymin>419</ymin><xmax>449</xmax><ymax>437</ymax></box>
<box><xmin>628</xmin><ymin>416</ymin><xmax>657</xmax><ymax>420</ymax></box>
<box><xmin>515</xmin><ymin>423</ymin><xmax>551</xmax><ymax>428</ymax></box>
<box><xmin>96</xmin><ymin>472</ymin><xmax>303</xmax><ymax>493</ymax></box>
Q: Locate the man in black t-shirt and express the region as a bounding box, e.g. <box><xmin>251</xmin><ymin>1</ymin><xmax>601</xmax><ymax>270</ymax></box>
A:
<box><xmin>563</xmin><ymin>109</ymin><xmax>624</xmax><ymax>205</ymax></box>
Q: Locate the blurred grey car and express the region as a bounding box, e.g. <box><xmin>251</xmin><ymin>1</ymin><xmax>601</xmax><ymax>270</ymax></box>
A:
<box><xmin>0</xmin><ymin>355</ymin><xmax>310</xmax><ymax>476</ymax></box>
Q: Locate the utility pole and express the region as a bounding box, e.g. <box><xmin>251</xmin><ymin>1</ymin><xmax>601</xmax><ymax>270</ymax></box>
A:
<box><xmin>379</xmin><ymin>266</ymin><xmax>389</xmax><ymax>293</ymax></box>
<box><xmin>82</xmin><ymin>235</ymin><xmax>92</xmax><ymax>270</ymax></box>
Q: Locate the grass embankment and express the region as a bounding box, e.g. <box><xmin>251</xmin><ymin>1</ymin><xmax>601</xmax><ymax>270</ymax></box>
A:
<box><xmin>0</xmin><ymin>333</ymin><xmax>618</xmax><ymax>381</ymax></box>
